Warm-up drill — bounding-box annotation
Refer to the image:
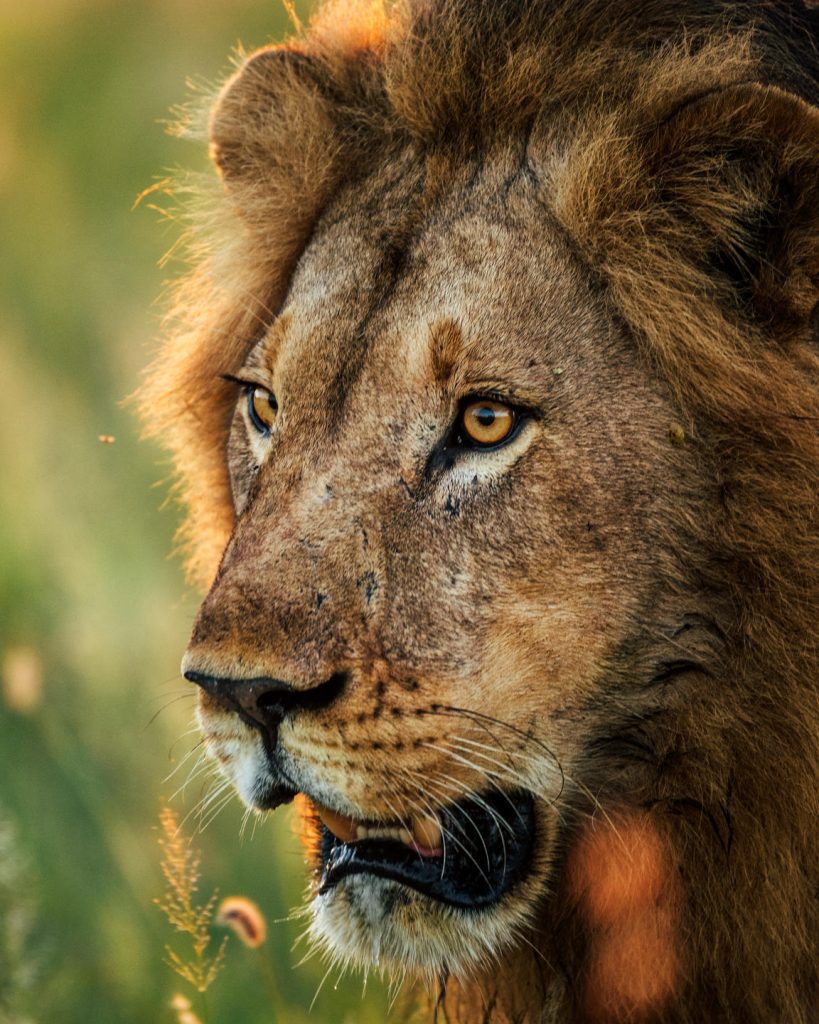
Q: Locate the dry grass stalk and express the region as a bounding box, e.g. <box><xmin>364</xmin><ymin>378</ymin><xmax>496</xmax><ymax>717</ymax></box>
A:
<box><xmin>155</xmin><ymin>806</ymin><xmax>228</xmax><ymax>994</ymax></box>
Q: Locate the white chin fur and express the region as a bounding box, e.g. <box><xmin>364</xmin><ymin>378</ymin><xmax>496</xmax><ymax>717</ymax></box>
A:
<box><xmin>308</xmin><ymin>874</ymin><xmax>531</xmax><ymax>981</ymax></box>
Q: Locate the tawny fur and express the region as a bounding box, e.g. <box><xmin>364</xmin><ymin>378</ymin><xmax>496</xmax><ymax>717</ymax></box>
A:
<box><xmin>140</xmin><ymin>2</ymin><xmax>819</xmax><ymax>1021</ymax></box>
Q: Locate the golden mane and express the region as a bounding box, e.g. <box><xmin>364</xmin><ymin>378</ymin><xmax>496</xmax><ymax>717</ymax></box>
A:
<box><xmin>140</xmin><ymin>1</ymin><xmax>819</xmax><ymax>1019</ymax></box>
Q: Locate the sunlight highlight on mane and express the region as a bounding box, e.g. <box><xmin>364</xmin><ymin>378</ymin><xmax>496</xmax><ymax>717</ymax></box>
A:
<box><xmin>568</xmin><ymin>812</ymin><xmax>681</xmax><ymax>1019</ymax></box>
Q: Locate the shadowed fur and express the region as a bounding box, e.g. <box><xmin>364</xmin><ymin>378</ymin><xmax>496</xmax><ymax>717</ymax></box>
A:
<box><xmin>140</xmin><ymin>2</ymin><xmax>819</xmax><ymax>1021</ymax></box>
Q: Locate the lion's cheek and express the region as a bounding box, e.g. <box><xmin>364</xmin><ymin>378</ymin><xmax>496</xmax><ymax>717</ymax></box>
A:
<box><xmin>567</xmin><ymin>812</ymin><xmax>682</xmax><ymax>1022</ymax></box>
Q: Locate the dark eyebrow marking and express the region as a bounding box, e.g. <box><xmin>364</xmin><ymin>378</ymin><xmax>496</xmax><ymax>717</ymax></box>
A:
<box><xmin>429</xmin><ymin>317</ymin><xmax>466</xmax><ymax>387</ymax></box>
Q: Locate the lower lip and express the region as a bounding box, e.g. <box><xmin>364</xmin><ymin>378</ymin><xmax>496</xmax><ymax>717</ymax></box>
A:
<box><xmin>255</xmin><ymin>782</ymin><xmax>298</xmax><ymax>810</ymax></box>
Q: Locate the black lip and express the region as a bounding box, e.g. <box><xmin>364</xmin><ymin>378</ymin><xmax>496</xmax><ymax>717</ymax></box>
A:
<box><xmin>255</xmin><ymin>782</ymin><xmax>298</xmax><ymax>810</ymax></box>
<box><xmin>318</xmin><ymin>789</ymin><xmax>535</xmax><ymax>909</ymax></box>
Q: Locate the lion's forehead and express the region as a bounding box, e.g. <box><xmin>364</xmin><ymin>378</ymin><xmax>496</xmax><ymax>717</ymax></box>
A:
<box><xmin>271</xmin><ymin>165</ymin><xmax>605</xmax><ymax>414</ymax></box>
<box><xmin>234</xmin><ymin>157</ymin><xmax>677</xmax><ymax>561</ymax></box>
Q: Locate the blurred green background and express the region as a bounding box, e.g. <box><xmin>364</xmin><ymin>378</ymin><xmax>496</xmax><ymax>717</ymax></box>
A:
<box><xmin>0</xmin><ymin>2</ymin><xmax>389</xmax><ymax>1021</ymax></box>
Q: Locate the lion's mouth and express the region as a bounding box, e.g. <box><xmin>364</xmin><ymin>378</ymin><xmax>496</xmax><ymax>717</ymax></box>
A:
<box><xmin>315</xmin><ymin>789</ymin><xmax>535</xmax><ymax>908</ymax></box>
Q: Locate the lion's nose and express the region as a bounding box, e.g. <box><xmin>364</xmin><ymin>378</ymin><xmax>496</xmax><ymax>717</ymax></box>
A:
<box><xmin>184</xmin><ymin>669</ymin><xmax>346</xmax><ymax>743</ymax></box>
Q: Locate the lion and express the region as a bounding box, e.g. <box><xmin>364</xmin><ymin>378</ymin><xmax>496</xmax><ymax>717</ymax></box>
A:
<box><xmin>139</xmin><ymin>1</ymin><xmax>819</xmax><ymax>1021</ymax></box>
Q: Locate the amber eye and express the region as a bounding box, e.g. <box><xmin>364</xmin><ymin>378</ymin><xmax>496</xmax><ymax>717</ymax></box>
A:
<box><xmin>460</xmin><ymin>399</ymin><xmax>516</xmax><ymax>448</ymax></box>
<box><xmin>247</xmin><ymin>386</ymin><xmax>278</xmax><ymax>434</ymax></box>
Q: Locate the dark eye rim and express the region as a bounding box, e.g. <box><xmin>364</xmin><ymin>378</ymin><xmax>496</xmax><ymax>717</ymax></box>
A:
<box><xmin>451</xmin><ymin>394</ymin><xmax>528</xmax><ymax>452</ymax></box>
<box><xmin>220</xmin><ymin>373</ymin><xmax>278</xmax><ymax>436</ymax></box>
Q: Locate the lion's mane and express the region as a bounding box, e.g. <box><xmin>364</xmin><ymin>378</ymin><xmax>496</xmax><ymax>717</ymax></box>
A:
<box><xmin>141</xmin><ymin>2</ymin><xmax>819</xmax><ymax>1020</ymax></box>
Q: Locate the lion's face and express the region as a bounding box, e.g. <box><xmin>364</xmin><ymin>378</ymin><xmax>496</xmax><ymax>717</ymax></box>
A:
<box><xmin>182</xmin><ymin>156</ymin><xmax>685</xmax><ymax>976</ymax></box>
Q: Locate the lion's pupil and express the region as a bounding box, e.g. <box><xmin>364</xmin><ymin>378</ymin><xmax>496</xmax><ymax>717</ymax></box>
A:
<box><xmin>461</xmin><ymin>400</ymin><xmax>515</xmax><ymax>447</ymax></box>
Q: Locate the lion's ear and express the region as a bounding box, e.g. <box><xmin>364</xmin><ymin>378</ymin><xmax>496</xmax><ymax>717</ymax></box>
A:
<box><xmin>561</xmin><ymin>81</ymin><xmax>819</xmax><ymax>353</ymax></box>
<box><xmin>208</xmin><ymin>47</ymin><xmax>342</xmax><ymax>234</ymax></box>
<box><xmin>211</xmin><ymin>48</ymin><xmax>329</xmax><ymax>180</ymax></box>
<box><xmin>646</xmin><ymin>83</ymin><xmax>819</xmax><ymax>346</ymax></box>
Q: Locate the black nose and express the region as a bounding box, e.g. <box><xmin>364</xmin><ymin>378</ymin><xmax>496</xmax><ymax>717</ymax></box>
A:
<box><xmin>184</xmin><ymin>669</ymin><xmax>346</xmax><ymax>745</ymax></box>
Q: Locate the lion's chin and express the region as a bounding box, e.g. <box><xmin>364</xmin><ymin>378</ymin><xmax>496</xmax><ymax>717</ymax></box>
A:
<box><xmin>309</xmin><ymin>873</ymin><xmax>537</xmax><ymax>978</ymax></box>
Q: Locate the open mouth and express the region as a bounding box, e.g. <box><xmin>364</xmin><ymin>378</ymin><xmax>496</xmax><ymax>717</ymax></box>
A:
<box><xmin>315</xmin><ymin>789</ymin><xmax>535</xmax><ymax>909</ymax></box>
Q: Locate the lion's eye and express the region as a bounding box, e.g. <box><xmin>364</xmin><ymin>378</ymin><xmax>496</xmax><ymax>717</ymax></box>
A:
<box><xmin>247</xmin><ymin>386</ymin><xmax>278</xmax><ymax>434</ymax></box>
<box><xmin>459</xmin><ymin>399</ymin><xmax>516</xmax><ymax>448</ymax></box>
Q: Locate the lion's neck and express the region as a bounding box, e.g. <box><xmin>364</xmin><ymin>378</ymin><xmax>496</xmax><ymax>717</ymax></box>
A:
<box><xmin>436</xmin><ymin>941</ymin><xmax>566</xmax><ymax>1024</ymax></box>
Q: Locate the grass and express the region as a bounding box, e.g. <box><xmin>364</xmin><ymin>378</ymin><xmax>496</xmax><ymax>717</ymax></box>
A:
<box><xmin>0</xmin><ymin>2</ymin><xmax>389</xmax><ymax>1020</ymax></box>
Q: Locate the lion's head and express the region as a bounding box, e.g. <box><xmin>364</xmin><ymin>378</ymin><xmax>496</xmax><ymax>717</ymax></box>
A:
<box><xmin>141</xmin><ymin>2</ymin><xmax>819</xmax><ymax>1021</ymax></box>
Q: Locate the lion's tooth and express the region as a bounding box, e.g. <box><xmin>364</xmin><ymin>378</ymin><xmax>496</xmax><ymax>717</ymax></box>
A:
<box><xmin>313</xmin><ymin>801</ymin><xmax>359</xmax><ymax>844</ymax></box>
<box><xmin>323</xmin><ymin>811</ymin><xmax>443</xmax><ymax>850</ymax></box>
<box><xmin>411</xmin><ymin>813</ymin><xmax>443</xmax><ymax>851</ymax></box>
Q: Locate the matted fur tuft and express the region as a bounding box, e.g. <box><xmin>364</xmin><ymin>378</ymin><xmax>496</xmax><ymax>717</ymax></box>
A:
<box><xmin>140</xmin><ymin>1</ymin><xmax>819</xmax><ymax>1020</ymax></box>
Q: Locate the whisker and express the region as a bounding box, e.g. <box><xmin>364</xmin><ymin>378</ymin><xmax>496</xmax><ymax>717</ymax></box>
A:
<box><xmin>163</xmin><ymin>735</ymin><xmax>206</xmax><ymax>784</ymax></box>
<box><xmin>178</xmin><ymin>775</ymin><xmax>231</xmax><ymax>832</ymax></box>
<box><xmin>239</xmin><ymin>805</ymin><xmax>254</xmax><ymax>842</ymax></box>
<box><xmin>419</xmin><ymin>741</ymin><xmax>528</xmax><ymax>832</ymax></box>
<box><xmin>400</xmin><ymin>769</ymin><xmax>495</xmax><ymax>887</ymax></box>
<box><xmin>168</xmin><ymin>751</ymin><xmax>212</xmax><ymax>803</ymax></box>
<box><xmin>414</xmin><ymin>769</ymin><xmax>506</xmax><ymax>878</ymax></box>
<box><xmin>197</xmin><ymin>787</ymin><xmax>236</xmax><ymax>833</ymax></box>
<box><xmin>143</xmin><ymin>692</ymin><xmax>197</xmax><ymax>730</ymax></box>
<box><xmin>308</xmin><ymin>957</ymin><xmax>337</xmax><ymax>1011</ymax></box>
<box><xmin>425</xmin><ymin>705</ymin><xmax>567</xmax><ymax>802</ymax></box>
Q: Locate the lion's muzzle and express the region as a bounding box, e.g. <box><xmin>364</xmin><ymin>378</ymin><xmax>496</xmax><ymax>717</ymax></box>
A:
<box><xmin>184</xmin><ymin>664</ymin><xmax>347</xmax><ymax>806</ymax></box>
